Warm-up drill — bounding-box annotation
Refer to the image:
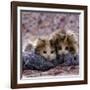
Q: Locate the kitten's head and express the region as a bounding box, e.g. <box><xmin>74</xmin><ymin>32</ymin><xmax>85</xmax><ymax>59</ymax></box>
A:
<box><xmin>56</xmin><ymin>35</ymin><xmax>69</xmax><ymax>55</ymax></box>
<box><xmin>55</xmin><ymin>30</ymin><xmax>78</xmax><ymax>55</ymax></box>
<box><xmin>35</xmin><ymin>38</ymin><xmax>56</xmax><ymax>61</ymax></box>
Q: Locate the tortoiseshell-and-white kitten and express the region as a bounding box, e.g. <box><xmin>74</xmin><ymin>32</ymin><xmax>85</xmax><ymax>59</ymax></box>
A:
<box><xmin>35</xmin><ymin>37</ymin><xmax>56</xmax><ymax>61</ymax></box>
<box><xmin>51</xmin><ymin>29</ymin><xmax>79</xmax><ymax>56</ymax></box>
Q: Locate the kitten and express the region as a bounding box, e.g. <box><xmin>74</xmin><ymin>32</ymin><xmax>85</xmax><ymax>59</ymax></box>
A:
<box><xmin>51</xmin><ymin>29</ymin><xmax>79</xmax><ymax>56</ymax></box>
<box><xmin>35</xmin><ymin>37</ymin><xmax>56</xmax><ymax>61</ymax></box>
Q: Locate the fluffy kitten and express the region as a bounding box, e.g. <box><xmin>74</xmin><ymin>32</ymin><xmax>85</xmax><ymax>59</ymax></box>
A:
<box><xmin>51</xmin><ymin>29</ymin><xmax>79</xmax><ymax>56</ymax></box>
<box><xmin>35</xmin><ymin>37</ymin><xmax>56</xmax><ymax>61</ymax></box>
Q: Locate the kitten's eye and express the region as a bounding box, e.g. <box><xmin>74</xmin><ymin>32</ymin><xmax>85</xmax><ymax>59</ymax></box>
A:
<box><xmin>65</xmin><ymin>46</ymin><xmax>69</xmax><ymax>50</ymax></box>
<box><xmin>51</xmin><ymin>50</ymin><xmax>55</xmax><ymax>54</ymax></box>
<box><xmin>58</xmin><ymin>46</ymin><xmax>62</xmax><ymax>50</ymax></box>
<box><xmin>43</xmin><ymin>51</ymin><xmax>47</xmax><ymax>54</ymax></box>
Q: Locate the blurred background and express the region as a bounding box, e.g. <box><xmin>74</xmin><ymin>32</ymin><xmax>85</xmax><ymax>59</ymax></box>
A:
<box><xmin>21</xmin><ymin>11</ymin><xmax>79</xmax><ymax>37</ymax></box>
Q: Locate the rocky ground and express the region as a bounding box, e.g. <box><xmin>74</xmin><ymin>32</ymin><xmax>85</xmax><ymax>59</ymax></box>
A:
<box><xmin>22</xmin><ymin>65</ymin><xmax>79</xmax><ymax>77</ymax></box>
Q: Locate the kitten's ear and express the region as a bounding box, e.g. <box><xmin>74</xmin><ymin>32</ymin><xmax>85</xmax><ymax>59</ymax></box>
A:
<box><xmin>67</xmin><ymin>33</ymin><xmax>77</xmax><ymax>44</ymax></box>
<box><xmin>34</xmin><ymin>38</ymin><xmax>45</xmax><ymax>53</ymax></box>
<box><xmin>35</xmin><ymin>38</ymin><xmax>45</xmax><ymax>47</ymax></box>
<box><xmin>50</xmin><ymin>39</ymin><xmax>55</xmax><ymax>47</ymax></box>
<box><xmin>66</xmin><ymin>30</ymin><xmax>78</xmax><ymax>44</ymax></box>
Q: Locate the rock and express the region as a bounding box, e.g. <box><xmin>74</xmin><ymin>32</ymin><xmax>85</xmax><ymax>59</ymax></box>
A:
<box><xmin>22</xmin><ymin>52</ymin><xmax>79</xmax><ymax>71</ymax></box>
<box><xmin>57</xmin><ymin>53</ymin><xmax>79</xmax><ymax>66</ymax></box>
<box><xmin>22</xmin><ymin>52</ymin><xmax>55</xmax><ymax>71</ymax></box>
